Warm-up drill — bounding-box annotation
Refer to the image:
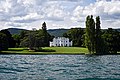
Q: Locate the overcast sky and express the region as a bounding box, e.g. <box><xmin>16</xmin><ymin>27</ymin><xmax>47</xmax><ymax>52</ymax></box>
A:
<box><xmin>0</xmin><ymin>0</ymin><xmax>120</xmax><ymax>30</ymax></box>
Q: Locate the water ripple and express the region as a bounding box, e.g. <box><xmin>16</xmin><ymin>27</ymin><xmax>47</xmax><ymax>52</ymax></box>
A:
<box><xmin>0</xmin><ymin>55</ymin><xmax>120</xmax><ymax>80</ymax></box>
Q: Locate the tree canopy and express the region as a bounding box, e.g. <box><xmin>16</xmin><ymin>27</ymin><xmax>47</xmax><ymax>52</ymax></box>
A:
<box><xmin>63</xmin><ymin>28</ymin><xmax>85</xmax><ymax>47</ymax></box>
<box><xmin>85</xmin><ymin>15</ymin><xmax>95</xmax><ymax>54</ymax></box>
<box><xmin>0</xmin><ymin>32</ymin><xmax>8</xmax><ymax>51</ymax></box>
<box><xmin>0</xmin><ymin>29</ymin><xmax>15</xmax><ymax>48</ymax></box>
<box><xmin>19</xmin><ymin>22</ymin><xmax>52</xmax><ymax>50</ymax></box>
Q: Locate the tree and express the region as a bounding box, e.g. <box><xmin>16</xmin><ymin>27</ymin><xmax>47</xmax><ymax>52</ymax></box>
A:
<box><xmin>85</xmin><ymin>15</ymin><xmax>95</xmax><ymax>54</ymax></box>
<box><xmin>20</xmin><ymin>22</ymin><xmax>53</xmax><ymax>49</ymax></box>
<box><xmin>0</xmin><ymin>33</ymin><xmax>8</xmax><ymax>51</ymax></box>
<box><xmin>102</xmin><ymin>28</ymin><xmax>120</xmax><ymax>54</ymax></box>
<box><xmin>28</xmin><ymin>31</ymin><xmax>36</xmax><ymax>50</ymax></box>
<box><xmin>0</xmin><ymin>29</ymin><xmax>15</xmax><ymax>48</ymax></box>
<box><xmin>63</xmin><ymin>28</ymin><xmax>85</xmax><ymax>47</ymax></box>
<box><xmin>20</xmin><ymin>31</ymin><xmax>43</xmax><ymax>50</ymax></box>
<box><xmin>12</xmin><ymin>34</ymin><xmax>20</xmax><ymax>47</ymax></box>
<box><xmin>95</xmin><ymin>16</ymin><xmax>106</xmax><ymax>54</ymax></box>
<box><xmin>20</xmin><ymin>30</ymin><xmax>28</xmax><ymax>39</ymax></box>
<box><xmin>38</xmin><ymin>30</ymin><xmax>52</xmax><ymax>47</ymax></box>
<box><xmin>42</xmin><ymin>22</ymin><xmax>47</xmax><ymax>32</ymax></box>
<box><xmin>95</xmin><ymin>16</ymin><xmax>101</xmax><ymax>53</ymax></box>
<box><xmin>41</xmin><ymin>22</ymin><xmax>52</xmax><ymax>47</ymax></box>
<box><xmin>20</xmin><ymin>29</ymin><xmax>52</xmax><ymax>50</ymax></box>
<box><xmin>20</xmin><ymin>37</ymin><xmax>29</xmax><ymax>47</ymax></box>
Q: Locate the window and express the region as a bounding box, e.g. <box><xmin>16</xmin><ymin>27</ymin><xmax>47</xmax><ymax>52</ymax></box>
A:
<box><xmin>66</xmin><ymin>44</ymin><xmax>67</xmax><ymax>46</ymax></box>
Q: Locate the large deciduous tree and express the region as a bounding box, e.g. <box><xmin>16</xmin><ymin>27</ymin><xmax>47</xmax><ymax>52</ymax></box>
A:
<box><xmin>20</xmin><ymin>22</ymin><xmax>52</xmax><ymax>50</ymax></box>
<box><xmin>63</xmin><ymin>28</ymin><xmax>84</xmax><ymax>47</ymax></box>
<box><xmin>102</xmin><ymin>28</ymin><xmax>120</xmax><ymax>54</ymax></box>
<box><xmin>0</xmin><ymin>29</ymin><xmax>15</xmax><ymax>48</ymax></box>
<box><xmin>0</xmin><ymin>33</ymin><xmax>8</xmax><ymax>51</ymax></box>
<box><xmin>12</xmin><ymin>34</ymin><xmax>20</xmax><ymax>47</ymax></box>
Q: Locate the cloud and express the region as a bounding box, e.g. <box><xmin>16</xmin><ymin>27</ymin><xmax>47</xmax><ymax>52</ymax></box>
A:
<box><xmin>71</xmin><ymin>0</ymin><xmax>120</xmax><ymax>28</ymax></box>
<box><xmin>49</xmin><ymin>0</ymin><xmax>82</xmax><ymax>2</ymax></box>
<box><xmin>5</xmin><ymin>22</ymin><xmax>24</xmax><ymax>27</ymax></box>
<box><xmin>10</xmin><ymin>13</ymin><xmax>44</xmax><ymax>23</ymax></box>
<box><xmin>0</xmin><ymin>0</ymin><xmax>120</xmax><ymax>30</ymax></box>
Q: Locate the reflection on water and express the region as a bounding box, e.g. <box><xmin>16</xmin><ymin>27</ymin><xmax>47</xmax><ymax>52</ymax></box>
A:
<box><xmin>0</xmin><ymin>55</ymin><xmax>120</xmax><ymax>80</ymax></box>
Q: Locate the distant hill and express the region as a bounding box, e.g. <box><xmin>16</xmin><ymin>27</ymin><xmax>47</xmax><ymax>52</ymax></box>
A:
<box><xmin>115</xmin><ymin>28</ymin><xmax>120</xmax><ymax>32</ymax></box>
<box><xmin>47</xmin><ymin>29</ymin><xmax>69</xmax><ymax>37</ymax></box>
<box><xmin>8</xmin><ymin>28</ymin><xmax>26</xmax><ymax>35</ymax></box>
<box><xmin>7</xmin><ymin>28</ymin><xmax>69</xmax><ymax>37</ymax></box>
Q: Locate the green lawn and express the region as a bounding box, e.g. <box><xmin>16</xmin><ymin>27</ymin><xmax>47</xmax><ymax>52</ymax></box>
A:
<box><xmin>43</xmin><ymin>47</ymin><xmax>88</xmax><ymax>54</ymax></box>
<box><xmin>1</xmin><ymin>47</ymin><xmax>88</xmax><ymax>55</ymax></box>
<box><xmin>8</xmin><ymin>48</ymin><xmax>28</xmax><ymax>51</ymax></box>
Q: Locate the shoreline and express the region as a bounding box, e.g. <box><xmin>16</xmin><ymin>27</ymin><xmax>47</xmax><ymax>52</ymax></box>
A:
<box><xmin>0</xmin><ymin>52</ymin><xmax>119</xmax><ymax>55</ymax></box>
<box><xmin>0</xmin><ymin>52</ymin><xmax>85</xmax><ymax>55</ymax></box>
<box><xmin>0</xmin><ymin>47</ymin><xmax>119</xmax><ymax>55</ymax></box>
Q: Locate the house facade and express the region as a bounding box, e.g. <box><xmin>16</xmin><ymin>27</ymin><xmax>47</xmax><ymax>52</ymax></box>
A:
<box><xmin>50</xmin><ymin>37</ymin><xmax>72</xmax><ymax>47</ymax></box>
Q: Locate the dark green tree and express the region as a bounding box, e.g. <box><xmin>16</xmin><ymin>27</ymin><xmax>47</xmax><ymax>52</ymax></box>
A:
<box><xmin>20</xmin><ymin>28</ymin><xmax>52</xmax><ymax>50</ymax></box>
<box><xmin>20</xmin><ymin>37</ymin><xmax>29</xmax><ymax>47</ymax></box>
<box><xmin>95</xmin><ymin>16</ymin><xmax>106</xmax><ymax>54</ymax></box>
<box><xmin>20</xmin><ymin>30</ymin><xmax>28</xmax><ymax>39</ymax></box>
<box><xmin>85</xmin><ymin>15</ymin><xmax>95</xmax><ymax>54</ymax></box>
<box><xmin>42</xmin><ymin>22</ymin><xmax>47</xmax><ymax>32</ymax></box>
<box><xmin>28</xmin><ymin>31</ymin><xmax>36</xmax><ymax>50</ymax></box>
<box><xmin>20</xmin><ymin>31</ymin><xmax>44</xmax><ymax>50</ymax></box>
<box><xmin>12</xmin><ymin>34</ymin><xmax>20</xmax><ymax>47</ymax></box>
<box><xmin>0</xmin><ymin>29</ymin><xmax>15</xmax><ymax>48</ymax></box>
<box><xmin>41</xmin><ymin>22</ymin><xmax>52</xmax><ymax>47</ymax></box>
<box><xmin>0</xmin><ymin>33</ymin><xmax>8</xmax><ymax>51</ymax></box>
<box><xmin>102</xmin><ymin>28</ymin><xmax>120</xmax><ymax>54</ymax></box>
<box><xmin>63</xmin><ymin>28</ymin><xmax>84</xmax><ymax>47</ymax></box>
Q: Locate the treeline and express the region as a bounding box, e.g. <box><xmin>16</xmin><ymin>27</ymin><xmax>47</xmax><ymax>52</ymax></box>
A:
<box><xmin>63</xmin><ymin>15</ymin><xmax>120</xmax><ymax>54</ymax></box>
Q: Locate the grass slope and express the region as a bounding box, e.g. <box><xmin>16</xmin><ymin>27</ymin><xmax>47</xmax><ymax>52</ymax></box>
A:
<box><xmin>1</xmin><ymin>47</ymin><xmax>88</xmax><ymax>55</ymax></box>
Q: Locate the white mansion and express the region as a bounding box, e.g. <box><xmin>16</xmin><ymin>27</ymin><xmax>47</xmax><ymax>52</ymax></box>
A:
<box><xmin>50</xmin><ymin>37</ymin><xmax>72</xmax><ymax>47</ymax></box>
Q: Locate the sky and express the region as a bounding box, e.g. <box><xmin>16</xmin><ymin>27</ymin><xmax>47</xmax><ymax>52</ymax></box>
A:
<box><xmin>0</xmin><ymin>0</ymin><xmax>120</xmax><ymax>30</ymax></box>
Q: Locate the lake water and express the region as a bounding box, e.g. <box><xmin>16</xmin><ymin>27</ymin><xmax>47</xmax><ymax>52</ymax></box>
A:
<box><xmin>0</xmin><ymin>55</ymin><xmax>120</xmax><ymax>80</ymax></box>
